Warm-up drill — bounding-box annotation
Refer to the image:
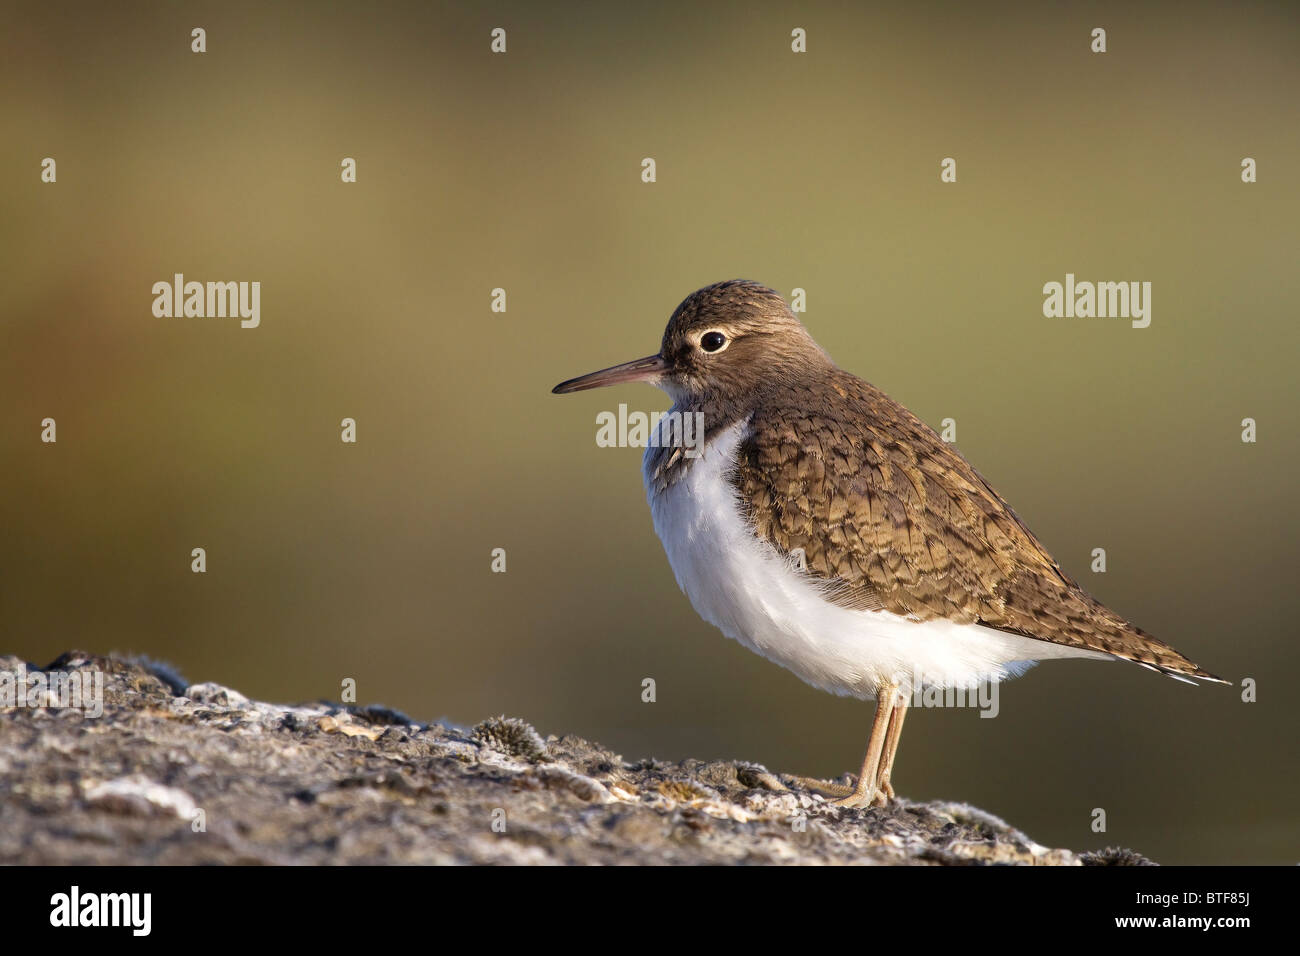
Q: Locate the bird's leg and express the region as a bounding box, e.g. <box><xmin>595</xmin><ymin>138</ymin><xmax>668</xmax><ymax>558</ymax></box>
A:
<box><xmin>831</xmin><ymin>681</ymin><xmax>900</xmax><ymax>808</ymax></box>
<box><xmin>871</xmin><ymin>692</ymin><xmax>909</xmax><ymax>807</ymax></box>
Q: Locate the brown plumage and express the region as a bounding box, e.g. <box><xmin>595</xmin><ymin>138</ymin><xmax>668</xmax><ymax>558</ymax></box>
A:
<box><xmin>732</xmin><ymin>367</ymin><xmax>1220</xmax><ymax>680</ymax></box>
<box><xmin>634</xmin><ymin>279</ymin><xmax>1221</xmax><ymax>681</ymax></box>
<box><xmin>554</xmin><ymin>279</ymin><xmax>1224</xmax><ymax>808</ymax></box>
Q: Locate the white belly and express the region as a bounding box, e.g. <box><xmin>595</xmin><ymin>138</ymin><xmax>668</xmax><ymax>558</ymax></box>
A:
<box><xmin>644</xmin><ymin>419</ymin><xmax>1110</xmax><ymax>699</ymax></box>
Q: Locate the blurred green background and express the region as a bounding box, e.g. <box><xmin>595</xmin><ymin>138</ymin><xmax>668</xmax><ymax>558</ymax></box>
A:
<box><xmin>3</xmin><ymin>1</ymin><xmax>1297</xmax><ymax>864</ymax></box>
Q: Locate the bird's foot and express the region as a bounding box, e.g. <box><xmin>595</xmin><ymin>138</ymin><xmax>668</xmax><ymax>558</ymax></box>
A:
<box><xmin>870</xmin><ymin>779</ymin><xmax>896</xmax><ymax>808</ymax></box>
<box><xmin>822</xmin><ymin>772</ymin><xmax>885</xmax><ymax>809</ymax></box>
<box><xmin>832</xmin><ymin>775</ymin><xmax>898</xmax><ymax>809</ymax></box>
<box><xmin>830</xmin><ymin>780</ymin><xmax>882</xmax><ymax>809</ymax></box>
<box><xmin>788</xmin><ymin>773</ymin><xmax>895</xmax><ymax>808</ymax></box>
<box><xmin>786</xmin><ymin>774</ymin><xmax>853</xmax><ymax>799</ymax></box>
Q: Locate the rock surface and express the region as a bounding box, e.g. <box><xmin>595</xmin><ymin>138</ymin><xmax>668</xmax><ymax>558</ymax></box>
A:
<box><xmin>0</xmin><ymin>652</ymin><xmax>1150</xmax><ymax>865</ymax></box>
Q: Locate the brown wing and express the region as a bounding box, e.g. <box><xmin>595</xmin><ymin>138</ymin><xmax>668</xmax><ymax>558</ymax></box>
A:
<box><xmin>731</xmin><ymin>370</ymin><xmax>1223</xmax><ymax>681</ymax></box>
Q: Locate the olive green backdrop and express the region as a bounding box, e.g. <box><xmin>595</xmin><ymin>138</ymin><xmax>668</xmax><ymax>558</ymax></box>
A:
<box><xmin>3</xmin><ymin>0</ymin><xmax>1297</xmax><ymax>863</ymax></box>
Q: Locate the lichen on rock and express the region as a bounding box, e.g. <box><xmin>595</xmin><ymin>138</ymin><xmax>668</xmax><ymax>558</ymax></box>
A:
<box><xmin>0</xmin><ymin>652</ymin><xmax>1150</xmax><ymax>865</ymax></box>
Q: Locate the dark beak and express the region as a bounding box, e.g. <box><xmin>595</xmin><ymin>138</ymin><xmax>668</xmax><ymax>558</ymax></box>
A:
<box><xmin>552</xmin><ymin>354</ymin><xmax>667</xmax><ymax>394</ymax></box>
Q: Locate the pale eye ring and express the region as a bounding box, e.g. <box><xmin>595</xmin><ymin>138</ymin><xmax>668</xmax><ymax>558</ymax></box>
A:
<box><xmin>700</xmin><ymin>331</ymin><xmax>727</xmax><ymax>353</ymax></box>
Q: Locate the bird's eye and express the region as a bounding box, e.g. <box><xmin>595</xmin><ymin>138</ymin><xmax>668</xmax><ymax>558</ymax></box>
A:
<box><xmin>700</xmin><ymin>331</ymin><xmax>727</xmax><ymax>353</ymax></box>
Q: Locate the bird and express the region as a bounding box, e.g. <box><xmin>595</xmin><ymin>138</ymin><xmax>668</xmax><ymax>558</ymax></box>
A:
<box><xmin>552</xmin><ymin>280</ymin><xmax>1225</xmax><ymax>808</ymax></box>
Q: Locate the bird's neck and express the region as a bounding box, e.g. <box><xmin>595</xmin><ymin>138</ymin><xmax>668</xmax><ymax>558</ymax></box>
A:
<box><xmin>643</xmin><ymin>392</ymin><xmax>750</xmax><ymax>496</ymax></box>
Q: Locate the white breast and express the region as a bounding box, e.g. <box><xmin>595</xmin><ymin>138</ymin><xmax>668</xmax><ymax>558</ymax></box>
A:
<box><xmin>644</xmin><ymin>419</ymin><xmax>1110</xmax><ymax>699</ymax></box>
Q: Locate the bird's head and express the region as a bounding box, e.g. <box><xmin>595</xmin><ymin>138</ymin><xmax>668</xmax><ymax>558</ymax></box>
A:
<box><xmin>551</xmin><ymin>280</ymin><xmax>830</xmax><ymax>407</ymax></box>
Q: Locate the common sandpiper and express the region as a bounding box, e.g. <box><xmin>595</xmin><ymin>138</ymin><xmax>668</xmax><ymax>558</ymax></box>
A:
<box><xmin>553</xmin><ymin>280</ymin><xmax>1224</xmax><ymax>807</ymax></box>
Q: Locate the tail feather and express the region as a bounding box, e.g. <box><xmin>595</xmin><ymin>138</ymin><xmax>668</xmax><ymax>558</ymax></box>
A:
<box><xmin>1131</xmin><ymin>658</ymin><xmax>1230</xmax><ymax>686</ymax></box>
